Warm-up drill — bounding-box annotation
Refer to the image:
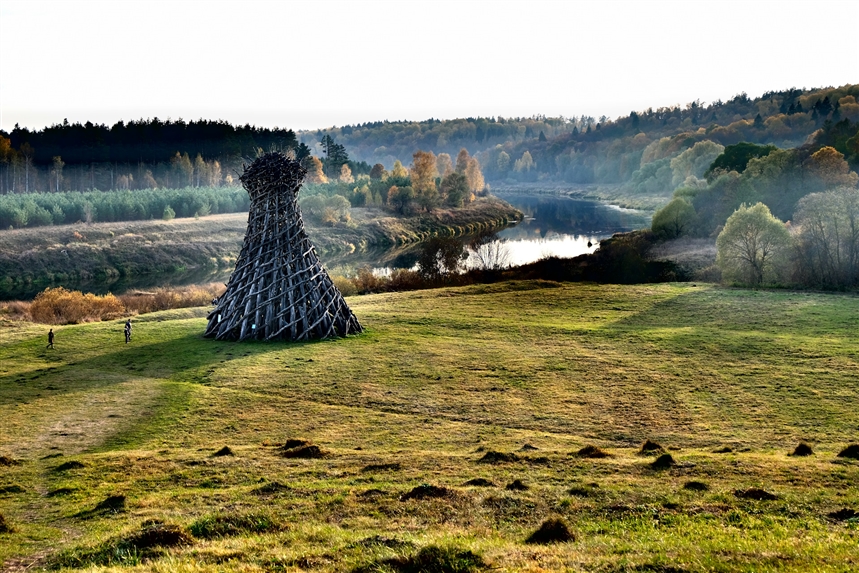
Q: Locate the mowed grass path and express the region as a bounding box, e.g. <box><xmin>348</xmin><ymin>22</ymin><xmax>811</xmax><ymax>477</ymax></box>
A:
<box><xmin>0</xmin><ymin>282</ymin><xmax>857</xmax><ymax>572</ymax></box>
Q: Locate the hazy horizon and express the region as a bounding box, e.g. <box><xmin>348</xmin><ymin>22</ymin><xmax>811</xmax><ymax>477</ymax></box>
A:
<box><xmin>2</xmin><ymin>0</ymin><xmax>857</xmax><ymax>134</ymax></box>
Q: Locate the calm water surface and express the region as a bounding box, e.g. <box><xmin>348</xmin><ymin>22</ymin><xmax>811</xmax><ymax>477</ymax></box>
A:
<box><xmin>5</xmin><ymin>194</ymin><xmax>651</xmax><ymax>299</ymax></box>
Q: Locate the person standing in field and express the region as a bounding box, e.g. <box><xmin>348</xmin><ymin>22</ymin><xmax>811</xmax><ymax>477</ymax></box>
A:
<box><xmin>124</xmin><ymin>319</ymin><xmax>132</xmax><ymax>344</ymax></box>
<box><xmin>47</xmin><ymin>328</ymin><xmax>54</xmax><ymax>349</ymax></box>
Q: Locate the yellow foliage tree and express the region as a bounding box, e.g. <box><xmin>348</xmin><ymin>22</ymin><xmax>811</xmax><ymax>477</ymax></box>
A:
<box><xmin>303</xmin><ymin>156</ymin><xmax>328</xmax><ymax>184</ymax></box>
<box><xmin>436</xmin><ymin>153</ymin><xmax>454</xmax><ymax>177</ymax></box>
<box><xmin>391</xmin><ymin>160</ymin><xmax>408</xmax><ymax>179</ymax></box>
<box><xmin>339</xmin><ymin>164</ymin><xmax>354</xmax><ymax>183</ymax></box>
<box><xmin>807</xmin><ymin>146</ymin><xmax>859</xmax><ymax>189</ymax></box>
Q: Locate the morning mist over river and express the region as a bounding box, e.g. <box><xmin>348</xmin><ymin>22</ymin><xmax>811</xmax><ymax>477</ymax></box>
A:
<box><xmin>0</xmin><ymin>193</ymin><xmax>652</xmax><ymax>301</ymax></box>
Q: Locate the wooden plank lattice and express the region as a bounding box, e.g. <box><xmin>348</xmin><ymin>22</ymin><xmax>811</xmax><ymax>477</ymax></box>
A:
<box><xmin>205</xmin><ymin>152</ymin><xmax>362</xmax><ymax>341</ymax></box>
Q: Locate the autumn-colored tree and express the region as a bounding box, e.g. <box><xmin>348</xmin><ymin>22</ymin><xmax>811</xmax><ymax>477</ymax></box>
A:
<box><xmin>391</xmin><ymin>160</ymin><xmax>409</xmax><ymax>179</ymax></box>
<box><xmin>436</xmin><ymin>153</ymin><xmax>453</xmax><ymax>177</ymax></box>
<box><xmin>806</xmin><ymin>146</ymin><xmax>859</xmax><ymax>189</ymax></box>
<box><xmin>170</xmin><ymin>151</ymin><xmax>193</xmax><ymax>188</ymax></box>
<box><xmin>411</xmin><ymin>150</ymin><xmax>438</xmax><ymax>211</ymax></box>
<box><xmin>369</xmin><ymin>163</ymin><xmax>387</xmax><ymax>180</ymax></box>
<box><xmin>455</xmin><ymin>148</ymin><xmax>471</xmax><ymax>174</ymax></box>
<box><xmin>465</xmin><ymin>157</ymin><xmax>485</xmax><ymax>198</ymax></box>
<box><xmin>193</xmin><ymin>154</ymin><xmax>206</xmax><ymax>187</ymax></box>
<box><xmin>339</xmin><ymin>163</ymin><xmax>354</xmax><ymax>183</ymax></box>
<box><xmin>514</xmin><ymin>151</ymin><xmax>535</xmax><ymax>173</ymax></box>
<box><xmin>497</xmin><ymin>151</ymin><xmax>511</xmax><ymax>173</ymax></box>
<box><xmin>302</xmin><ymin>156</ymin><xmax>328</xmax><ymax>184</ymax></box>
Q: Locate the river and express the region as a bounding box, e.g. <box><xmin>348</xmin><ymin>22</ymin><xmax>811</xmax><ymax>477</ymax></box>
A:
<box><xmin>2</xmin><ymin>193</ymin><xmax>651</xmax><ymax>300</ymax></box>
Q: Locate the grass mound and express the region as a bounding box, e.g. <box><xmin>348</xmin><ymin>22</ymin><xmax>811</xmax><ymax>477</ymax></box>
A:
<box><xmin>0</xmin><ymin>513</ymin><xmax>13</xmax><ymax>533</ymax></box>
<box><xmin>682</xmin><ymin>481</ymin><xmax>709</xmax><ymax>492</ymax></box>
<box><xmin>53</xmin><ymin>460</ymin><xmax>85</xmax><ymax>471</ymax></box>
<box><xmin>837</xmin><ymin>444</ymin><xmax>859</xmax><ymax>459</ymax></box>
<box><xmin>46</xmin><ymin>487</ymin><xmax>75</xmax><ymax>497</ymax></box>
<box><xmin>827</xmin><ymin>508</ymin><xmax>858</xmax><ymax>522</ymax></box>
<box><xmin>519</xmin><ymin>444</ymin><xmax>539</xmax><ymax>451</ymax></box>
<box><xmin>92</xmin><ymin>494</ymin><xmax>126</xmax><ymax>514</ymax></box>
<box><xmin>252</xmin><ymin>482</ymin><xmax>291</xmax><ymax>496</ymax></box>
<box><xmin>51</xmin><ymin>522</ymin><xmax>191</xmax><ymax>568</ymax></box>
<box><xmin>352</xmin><ymin>545</ymin><xmax>486</xmax><ymax>573</ymax></box>
<box><xmin>359</xmin><ymin>489</ymin><xmax>387</xmax><ymax>498</ymax></box>
<box><xmin>347</xmin><ymin>535</ymin><xmax>415</xmax><ymax>551</ymax></box>
<box><xmin>576</xmin><ymin>445</ymin><xmax>611</xmax><ymax>458</ymax></box>
<box><xmin>568</xmin><ymin>483</ymin><xmax>600</xmax><ymax>497</ymax></box>
<box><xmin>462</xmin><ymin>478</ymin><xmax>495</xmax><ymax>487</ymax></box>
<box><xmin>790</xmin><ymin>443</ymin><xmax>814</xmax><ymax>457</ymax></box>
<box><xmin>505</xmin><ymin>479</ymin><xmax>528</xmax><ymax>491</ymax></box>
<box><xmin>282</xmin><ymin>444</ymin><xmax>325</xmax><ymax>459</ymax></box>
<box><xmin>0</xmin><ymin>484</ymin><xmax>25</xmax><ymax>494</ymax></box>
<box><xmin>650</xmin><ymin>454</ymin><xmax>676</xmax><ymax>469</ymax></box>
<box><xmin>212</xmin><ymin>446</ymin><xmax>234</xmax><ymax>457</ymax></box>
<box><xmin>0</xmin><ymin>456</ymin><xmax>21</xmax><ymax>466</ymax></box>
<box><xmin>525</xmin><ymin>518</ymin><xmax>575</xmax><ymax>544</ymax></box>
<box><xmin>640</xmin><ymin>440</ymin><xmax>664</xmax><ymax>455</ymax></box>
<box><xmin>189</xmin><ymin>512</ymin><xmax>284</xmax><ymax>539</ymax></box>
<box><xmin>281</xmin><ymin>439</ymin><xmax>310</xmax><ymax>450</ymax></box>
<box><xmin>361</xmin><ymin>462</ymin><xmax>402</xmax><ymax>473</ymax></box>
<box><xmin>477</xmin><ymin>451</ymin><xmax>517</xmax><ymax>464</ymax></box>
<box><xmin>713</xmin><ymin>446</ymin><xmax>733</xmax><ymax>453</ymax></box>
<box><xmin>735</xmin><ymin>488</ymin><xmax>778</xmax><ymax>501</ymax></box>
<box><xmin>400</xmin><ymin>484</ymin><xmax>452</xmax><ymax>501</ymax></box>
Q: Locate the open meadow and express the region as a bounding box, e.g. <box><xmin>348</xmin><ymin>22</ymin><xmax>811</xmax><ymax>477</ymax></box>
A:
<box><xmin>1</xmin><ymin>282</ymin><xmax>858</xmax><ymax>572</ymax></box>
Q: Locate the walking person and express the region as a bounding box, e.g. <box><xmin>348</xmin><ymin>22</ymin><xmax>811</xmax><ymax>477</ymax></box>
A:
<box><xmin>47</xmin><ymin>328</ymin><xmax>54</xmax><ymax>349</ymax></box>
<box><xmin>124</xmin><ymin>319</ymin><xmax>132</xmax><ymax>344</ymax></box>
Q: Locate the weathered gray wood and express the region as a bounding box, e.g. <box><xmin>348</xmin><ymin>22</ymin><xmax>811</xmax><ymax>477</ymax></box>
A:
<box><xmin>205</xmin><ymin>152</ymin><xmax>362</xmax><ymax>341</ymax></box>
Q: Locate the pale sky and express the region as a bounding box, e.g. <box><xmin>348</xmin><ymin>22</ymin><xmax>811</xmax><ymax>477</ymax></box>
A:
<box><xmin>1</xmin><ymin>0</ymin><xmax>857</xmax><ymax>133</ymax></box>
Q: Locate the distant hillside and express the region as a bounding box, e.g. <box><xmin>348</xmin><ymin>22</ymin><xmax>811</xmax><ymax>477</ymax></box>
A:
<box><xmin>303</xmin><ymin>85</ymin><xmax>859</xmax><ymax>190</ymax></box>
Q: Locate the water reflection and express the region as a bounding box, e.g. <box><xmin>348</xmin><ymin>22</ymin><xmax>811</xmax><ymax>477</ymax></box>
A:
<box><xmin>3</xmin><ymin>194</ymin><xmax>651</xmax><ymax>300</ymax></box>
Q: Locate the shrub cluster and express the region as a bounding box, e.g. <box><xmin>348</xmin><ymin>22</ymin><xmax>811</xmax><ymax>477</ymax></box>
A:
<box><xmin>0</xmin><ymin>186</ymin><xmax>249</xmax><ymax>229</ymax></box>
<box><xmin>29</xmin><ymin>287</ymin><xmax>125</xmax><ymax>324</ymax></box>
<box><xmin>9</xmin><ymin>283</ymin><xmax>225</xmax><ymax>324</ymax></box>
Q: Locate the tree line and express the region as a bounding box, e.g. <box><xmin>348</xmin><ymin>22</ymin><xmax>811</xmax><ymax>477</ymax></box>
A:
<box><xmin>0</xmin><ymin>118</ymin><xmax>297</xmax><ymax>194</ymax></box>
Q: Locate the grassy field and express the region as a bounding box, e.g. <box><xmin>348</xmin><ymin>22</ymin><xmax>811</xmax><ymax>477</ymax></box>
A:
<box><xmin>0</xmin><ymin>282</ymin><xmax>857</xmax><ymax>572</ymax></box>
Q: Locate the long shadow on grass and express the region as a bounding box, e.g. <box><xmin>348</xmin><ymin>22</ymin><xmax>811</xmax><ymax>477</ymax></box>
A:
<box><xmin>0</xmin><ymin>331</ymin><xmax>322</xmax><ymax>404</ymax></box>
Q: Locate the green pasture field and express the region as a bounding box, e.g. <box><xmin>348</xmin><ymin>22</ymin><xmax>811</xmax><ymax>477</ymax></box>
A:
<box><xmin>0</xmin><ymin>282</ymin><xmax>857</xmax><ymax>572</ymax></box>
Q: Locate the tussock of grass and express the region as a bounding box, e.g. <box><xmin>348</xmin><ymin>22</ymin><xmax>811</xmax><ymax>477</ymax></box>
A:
<box><xmin>50</xmin><ymin>522</ymin><xmax>191</xmax><ymax>569</ymax></box>
<box><xmin>400</xmin><ymin>484</ymin><xmax>452</xmax><ymax>501</ymax></box>
<box><xmin>525</xmin><ymin>518</ymin><xmax>575</xmax><ymax>544</ymax></box>
<box><xmin>281</xmin><ymin>444</ymin><xmax>325</xmax><ymax>458</ymax></box>
<box><xmin>576</xmin><ymin>444</ymin><xmax>612</xmax><ymax>458</ymax></box>
<box><xmin>477</xmin><ymin>451</ymin><xmax>517</xmax><ymax>464</ymax></box>
<box><xmin>351</xmin><ymin>545</ymin><xmax>486</xmax><ymax>573</ymax></box>
<box><xmin>838</xmin><ymin>444</ymin><xmax>859</xmax><ymax>459</ymax></box>
<box><xmin>790</xmin><ymin>442</ymin><xmax>814</xmax><ymax>456</ymax></box>
<box><xmin>0</xmin><ymin>485</ymin><xmax>25</xmax><ymax>494</ymax></box>
<box><xmin>650</xmin><ymin>453</ymin><xmax>676</xmax><ymax>469</ymax></box>
<box><xmin>188</xmin><ymin>512</ymin><xmax>284</xmax><ymax>539</ymax></box>
<box><xmin>0</xmin><ymin>514</ymin><xmax>13</xmax><ymax>533</ymax></box>
<box><xmin>52</xmin><ymin>460</ymin><xmax>85</xmax><ymax>472</ymax></box>
<box><xmin>211</xmin><ymin>446</ymin><xmax>234</xmax><ymax>457</ymax></box>
<box><xmin>639</xmin><ymin>440</ymin><xmax>664</xmax><ymax>454</ymax></box>
<box><xmin>735</xmin><ymin>488</ymin><xmax>778</xmax><ymax>501</ymax></box>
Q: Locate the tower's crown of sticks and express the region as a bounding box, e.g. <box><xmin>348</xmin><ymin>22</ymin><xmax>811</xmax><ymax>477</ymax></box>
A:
<box><xmin>240</xmin><ymin>153</ymin><xmax>308</xmax><ymax>200</ymax></box>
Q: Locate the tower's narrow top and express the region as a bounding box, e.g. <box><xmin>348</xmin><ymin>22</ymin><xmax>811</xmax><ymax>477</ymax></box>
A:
<box><xmin>240</xmin><ymin>152</ymin><xmax>308</xmax><ymax>201</ymax></box>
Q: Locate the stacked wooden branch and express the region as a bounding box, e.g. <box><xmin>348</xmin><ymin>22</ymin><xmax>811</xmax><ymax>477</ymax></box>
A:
<box><xmin>205</xmin><ymin>152</ymin><xmax>362</xmax><ymax>341</ymax></box>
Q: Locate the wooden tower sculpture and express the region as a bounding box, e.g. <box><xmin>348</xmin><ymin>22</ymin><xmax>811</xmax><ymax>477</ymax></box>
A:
<box><xmin>205</xmin><ymin>152</ymin><xmax>362</xmax><ymax>341</ymax></box>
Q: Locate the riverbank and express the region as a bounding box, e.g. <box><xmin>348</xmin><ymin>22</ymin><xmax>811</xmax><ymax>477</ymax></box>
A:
<box><xmin>492</xmin><ymin>181</ymin><xmax>671</xmax><ymax>211</ymax></box>
<box><xmin>0</xmin><ymin>197</ymin><xmax>522</xmax><ymax>300</ymax></box>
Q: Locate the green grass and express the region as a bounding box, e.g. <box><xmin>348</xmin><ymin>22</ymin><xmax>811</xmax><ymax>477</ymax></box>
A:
<box><xmin>1</xmin><ymin>282</ymin><xmax>858</xmax><ymax>572</ymax></box>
